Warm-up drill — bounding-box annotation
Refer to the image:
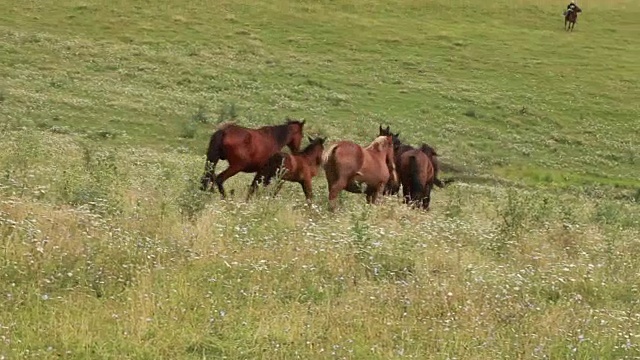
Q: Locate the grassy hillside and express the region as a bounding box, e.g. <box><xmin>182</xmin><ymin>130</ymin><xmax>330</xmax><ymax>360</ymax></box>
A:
<box><xmin>2</xmin><ymin>0</ymin><xmax>639</xmax><ymax>188</ymax></box>
<box><xmin>1</xmin><ymin>0</ymin><xmax>640</xmax><ymax>358</ymax></box>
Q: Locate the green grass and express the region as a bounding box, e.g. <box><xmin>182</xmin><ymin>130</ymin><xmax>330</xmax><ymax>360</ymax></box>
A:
<box><xmin>2</xmin><ymin>0</ymin><xmax>639</xmax><ymax>188</ymax></box>
<box><xmin>1</xmin><ymin>0</ymin><xmax>640</xmax><ymax>358</ymax></box>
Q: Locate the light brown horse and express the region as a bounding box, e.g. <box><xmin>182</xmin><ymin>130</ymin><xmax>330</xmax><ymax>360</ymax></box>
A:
<box><xmin>564</xmin><ymin>4</ymin><xmax>582</xmax><ymax>32</ymax></box>
<box><xmin>398</xmin><ymin>144</ymin><xmax>439</xmax><ymax>210</ymax></box>
<box><xmin>247</xmin><ymin>136</ymin><xmax>327</xmax><ymax>204</ymax></box>
<box><xmin>200</xmin><ymin>118</ymin><xmax>305</xmax><ymax>198</ymax></box>
<box><xmin>322</xmin><ymin>135</ymin><xmax>398</xmax><ymax>211</ymax></box>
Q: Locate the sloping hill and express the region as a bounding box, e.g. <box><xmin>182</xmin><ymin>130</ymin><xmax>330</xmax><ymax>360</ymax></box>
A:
<box><xmin>1</xmin><ymin>0</ymin><xmax>640</xmax><ymax>358</ymax></box>
<box><xmin>1</xmin><ymin>0</ymin><xmax>638</xmax><ymax>188</ymax></box>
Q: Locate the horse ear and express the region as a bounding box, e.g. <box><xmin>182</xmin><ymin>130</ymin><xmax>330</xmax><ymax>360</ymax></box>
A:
<box><xmin>379</xmin><ymin>125</ymin><xmax>383</xmax><ymax>133</ymax></box>
<box><xmin>308</xmin><ymin>136</ymin><xmax>313</xmax><ymax>142</ymax></box>
<box><xmin>301</xmin><ymin>119</ymin><xmax>306</xmax><ymax>126</ymax></box>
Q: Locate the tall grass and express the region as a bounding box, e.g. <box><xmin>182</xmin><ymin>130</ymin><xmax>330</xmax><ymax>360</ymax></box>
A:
<box><xmin>1</xmin><ymin>129</ymin><xmax>639</xmax><ymax>358</ymax></box>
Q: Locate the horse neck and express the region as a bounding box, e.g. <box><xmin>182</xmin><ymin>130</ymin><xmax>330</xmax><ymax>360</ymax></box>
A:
<box><xmin>395</xmin><ymin>144</ymin><xmax>413</xmax><ymax>157</ymax></box>
<box><xmin>421</xmin><ymin>149</ymin><xmax>439</xmax><ymax>175</ymax></box>
<box><xmin>300</xmin><ymin>146</ymin><xmax>323</xmax><ymax>167</ymax></box>
<box><xmin>364</xmin><ymin>145</ymin><xmax>390</xmax><ymax>163</ymax></box>
<box><xmin>269</xmin><ymin>124</ymin><xmax>292</xmax><ymax>148</ymax></box>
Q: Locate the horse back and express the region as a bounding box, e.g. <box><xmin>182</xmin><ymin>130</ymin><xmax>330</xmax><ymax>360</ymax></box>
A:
<box><xmin>323</xmin><ymin>141</ymin><xmax>365</xmax><ymax>178</ymax></box>
<box><xmin>258</xmin><ymin>151</ymin><xmax>292</xmax><ymax>180</ymax></box>
<box><xmin>221</xmin><ymin>125</ymin><xmax>282</xmax><ymax>167</ymax></box>
<box><xmin>399</xmin><ymin>150</ymin><xmax>433</xmax><ymax>185</ymax></box>
<box><xmin>394</xmin><ymin>144</ymin><xmax>414</xmax><ymax>164</ymax></box>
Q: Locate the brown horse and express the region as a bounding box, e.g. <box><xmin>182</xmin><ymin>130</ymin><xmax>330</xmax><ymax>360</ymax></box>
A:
<box><xmin>378</xmin><ymin>125</ymin><xmax>452</xmax><ymax>195</ymax></box>
<box><xmin>398</xmin><ymin>144</ymin><xmax>439</xmax><ymax>210</ymax></box>
<box><xmin>200</xmin><ymin>118</ymin><xmax>306</xmax><ymax>198</ymax></box>
<box><xmin>564</xmin><ymin>5</ymin><xmax>582</xmax><ymax>32</ymax></box>
<box><xmin>246</xmin><ymin>136</ymin><xmax>327</xmax><ymax>204</ymax></box>
<box><xmin>322</xmin><ymin>135</ymin><xmax>398</xmax><ymax>211</ymax></box>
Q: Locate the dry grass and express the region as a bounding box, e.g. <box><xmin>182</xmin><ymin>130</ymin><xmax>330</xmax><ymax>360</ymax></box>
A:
<box><xmin>1</xmin><ymin>130</ymin><xmax>639</xmax><ymax>358</ymax></box>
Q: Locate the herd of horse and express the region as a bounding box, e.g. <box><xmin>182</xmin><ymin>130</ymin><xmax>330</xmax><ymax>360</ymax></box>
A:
<box><xmin>199</xmin><ymin>118</ymin><xmax>453</xmax><ymax>212</ymax></box>
<box><xmin>195</xmin><ymin>3</ymin><xmax>585</xmax><ymax>210</ymax></box>
<box><xmin>197</xmin><ymin>4</ymin><xmax>585</xmax><ymax>210</ymax></box>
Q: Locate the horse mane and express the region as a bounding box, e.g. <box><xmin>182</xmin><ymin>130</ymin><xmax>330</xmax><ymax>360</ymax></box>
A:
<box><xmin>419</xmin><ymin>143</ymin><xmax>438</xmax><ymax>157</ymax></box>
<box><xmin>271</xmin><ymin>123</ymin><xmax>291</xmax><ymax>145</ymax></box>
<box><xmin>215</xmin><ymin>121</ymin><xmax>236</xmax><ymax>131</ymax></box>
<box><xmin>366</xmin><ymin>136</ymin><xmax>390</xmax><ymax>151</ymax></box>
<box><xmin>300</xmin><ymin>139</ymin><xmax>324</xmax><ymax>155</ymax></box>
<box><xmin>271</xmin><ymin>118</ymin><xmax>305</xmax><ymax>146</ymax></box>
<box><xmin>419</xmin><ymin>143</ymin><xmax>440</xmax><ymax>177</ymax></box>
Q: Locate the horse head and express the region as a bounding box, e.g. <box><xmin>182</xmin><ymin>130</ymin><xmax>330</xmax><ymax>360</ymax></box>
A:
<box><xmin>378</xmin><ymin>124</ymin><xmax>402</xmax><ymax>152</ymax></box>
<box><xmin>419</xmin><ymin>143</ymin><xmax>438</xmax><ymax>159</ymax></box>
<box><xmin>285</xmin><ymin>118</ymin><xmax>306</xmax><ymax>152</ymax></box>
<box><xmin>304</xmin><ymin>135</ymin><xmax>327</xmax><ymax>163</ymax></box>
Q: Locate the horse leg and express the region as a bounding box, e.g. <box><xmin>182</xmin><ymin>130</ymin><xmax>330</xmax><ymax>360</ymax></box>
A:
<box><xmin>215</xmin><ymin>165</ymin><xmax>243</xmax><ymax>199</ymax></box>
<box><xmin>405</xmin><ymin>187</ymin><xmax>419</xmax><ymax>209</ymax></box>
<box><xmin>200</xmin><ymin>160</ymin><xmax>218</xmax><ymax>192</ymax></box>
<box><xmin>345</xmin><ymin>181</ymin><xmax>364</xmax><ymax>194</ymax></box>
<box><xmin>300</xmin><ymin>178</ymin><xmax>313</xmax><ymax>205</ymax></box>
<box><xmin>402</xmin><ymin>184</ymin><xmax>412</xmax><ymax>205</ymax></box>
<box><xmin>271</xmin><ymin>177</ymin><xmax>285</xmax><ymax>198</ymax></box>
<box><xmin>374</xmin><ymin>182</ymin><xmax>386</xmax><ymax>204</ymax></box>
<box><xmin>383</xmin><ymin>181</ymin><xmax>398</xmax><ymax>196</ymax></box>
<box><xmin>421</xmin><ymin>183</ymin><xmax>433</xmax><ymax>211</ymax></box>
<box><xmin>365</xmin><ymin>183</ymin><xmax>384</xmax><ymax>205</ymax></box>
<box><xmin>328</xmin><ymin>178</ymin><xmax>347</xmax><ymax>212</ymax></box>
<box><xmin>365</xmin><ymin>185</ymin><xmax>375</xmax><ymax>204</ymax></box>
<box><xmin>246</xmin><ymin>173</ymin><xmax>264</xmax><ymax>201</ymax></box>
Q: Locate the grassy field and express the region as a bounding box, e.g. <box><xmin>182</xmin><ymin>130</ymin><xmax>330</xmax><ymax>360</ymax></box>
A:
<box><xmin>1</xmin><ymin>0</ymin><xmax>640</xmax><ymax>358</ymax></box>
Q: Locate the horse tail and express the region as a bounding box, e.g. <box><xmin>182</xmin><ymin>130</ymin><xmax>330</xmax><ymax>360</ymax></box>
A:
<box><xmin>321</xmin><ymin>143</ymin><xmax>342</xmax><ymax>187</ymax></box>
<box><xmin>321</xmin><ymin>143</ymin><xmax>339</xmax><ymax>167</ymax></box>
<box><xmin>200</xmin><ymin>129</ymin><xmax>225</xmax><ymax>191</ymax></box>
<box><xmin>419</xmin><ymin>144</ymin><xmax>443</xmax><ymax>188</ymax></box>
<box><xmin>430</xmin><ymin>153</ymin><xmax>447</xmax><ymax>188</ymax></box>
<box><xmin>408</xmin><ymin>155</ymin><xmax>424</xmax><ymax>198</ymax></box>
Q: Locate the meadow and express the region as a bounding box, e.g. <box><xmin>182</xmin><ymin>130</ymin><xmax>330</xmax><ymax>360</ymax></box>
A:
<box><xmin>1</xmin><ymin>0</ymin><xmax>640</xmax><ymax>358</ymax></box>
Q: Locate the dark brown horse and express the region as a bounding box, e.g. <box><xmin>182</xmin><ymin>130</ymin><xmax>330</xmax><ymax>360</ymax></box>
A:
<box><xmin>564</xmin><ymin>4</ymin><xmax>582</xmax><ymax>32</ymax></box>
<box><xmin>322</xmin><ymin>135</ymin><xmax>398</xmax><ymax>212</ymax></box>
<box><xmin>398</xmin><ymin>144</ymin><xmax>439</xmax><ymax>210</ymax></box>
<box><xmin>378</xmin><ymin>125</ymin><xmax>452</xmax><ymax>195</ymax></box>
<box><xmin>200</xmin><ymin>118</ymin><xmax>306</xmax><ymax>198</ymax></box>
<box><xmin>246</xmin><ymin>136</ymin><xmax>326</xmax><ymax>204</ymax></box>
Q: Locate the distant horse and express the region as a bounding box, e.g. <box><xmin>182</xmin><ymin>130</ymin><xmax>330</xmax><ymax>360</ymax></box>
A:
<box><xmin>200</xmin><ymin>118</ymin><xmax>306</xmax><ymax>198</ymax></box>
<box><xmin>247</xmin><ymin>136</ymin><xmax>327</xmax><ymax>204</ymax></box>
<box><xmin>398</xmin><ymin>144</ymin><xmax>439</xmax><ymax>210</ymax></box>
<box><xmin>322</xmin><ymin>135</ymin><xmax>398</xmax><ymax>211</ymax></box>
<box><xmin>564</xmin><ymin>4</ymin><xmax>582</xmax><ymax>32</ymax></box>
<box><xmin>378</xmin><ymin>125</ymin><xmax>453</xmax><ymax>195</ymax></box>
